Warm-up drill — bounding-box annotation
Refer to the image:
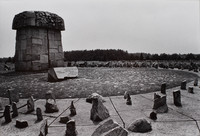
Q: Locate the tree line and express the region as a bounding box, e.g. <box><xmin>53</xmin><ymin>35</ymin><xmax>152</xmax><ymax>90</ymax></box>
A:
<box><xmin>64</xmin><ymin>49</ymin><xmax>200</xmax><ymax>61</ymax></box>
<box><xmin>1</xmin><ymin>49</ymin><xmax>200</xmax><ymax>63</ymax></box>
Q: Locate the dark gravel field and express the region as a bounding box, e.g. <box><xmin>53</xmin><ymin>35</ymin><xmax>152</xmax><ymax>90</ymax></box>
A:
<box><xmin>0</xmin><ymin>67</ymin><xmax>199</xmax><ymax>99</ymax></box>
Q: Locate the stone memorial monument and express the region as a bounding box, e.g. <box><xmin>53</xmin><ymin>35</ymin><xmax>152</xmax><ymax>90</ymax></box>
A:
<box><xmin>127</xmin><ymin>118</ymin><xmax>152</xmax><ymax>133</ymax></box>
<box><xmin>153</xmin><ymin>93</ymin><xmax>168</xmax><ymax>113</ymax></box>
<box><xmin>45</xmin><ymin>91</ymin><xmax>59</xmax><ymax>113</ymax></box>
<box><xmin>12</xmin><ymin>102</ymin><xmax>18</xmax><ymax>118</ymax></box>
<box><xmin>27</xmin><ymin>96</ymin><xmax>35</xmax><ymax>113</ymax></box>
<box><xmin>48</xmin><ymin>67</ymin><xmax>78</xmax><ymax>82</ymax></box>
<box><xmin>91</xmin><ymin>119</ymin><xmax>128</xmax><ymax>136</ymax></box>
<box><xmin>7</xmin><ymin>88</ymin><xmax>19</xmax><ymax>104</ymax></box>
<box><xmin>173</xmin><ymin>90</ymin><xmax>182</xmax><ymax>107</ymax></box>
<box><xmin>126</xmin><ymin>93</ymin><xmax>132</xmax><ymax>105</ymax></box>
<box><xmin>0</xmin><ymin>98</ymin><xmax>3</xmax><ymax>110</ymax></box>
<box><xmin>161</xmin><ymin>83</ymin><xmax>166</xmax><ymax>94</ymax></box>
<box><xmin>181</xmin><ymin>80</ymin><xmax>187</xmax><ymax>90</ymax></box>
<box><xmin>90</xmin><ymin>96</ymin><xmax>110</xmax><ymax>122</ymax></box>
<box><xmin>15</xmin><ymin>119</ymin><xmax>28</xmax><ymax>128</ymax></box>
<box><xmin>4</xmin><ymin>105</ymin><xmax>12</xmax><ymax>123</ymax></box>
<box><xmin>69</xmin><ymin>101</ymin><xmax>76</xmax><ymax>116</ymax></box>
<box><xmin>65</xmin><ymin>120</ymin><xmax>77</xmax><ymax>136</ymax></box>
<box><xmin>194</xmin><ymin>78</ymin><xmax>198</xmax><ymax>86</ymax></box>
<box><xmin>12</xmin><ymin>11</ymin><xmax>65</xmax><ymax>71</ymax></box>
<box><xmin>188</xmin><ymin>86</ymin><xmax>194</xmax><ymax>94</ymax></box>
<box><xmin>36</xmin><ymin>107</ymin><xmax>43</xmax><ymax>121</ymax></box>
<box><xmin>39</xmin><ymin>119</ymin><xmax>48</xmax><ymax>136</ymax></box>
<box><xmin>60</xmin><ymin>116</ymin><xmax>71</xmax><ymax>124</ymax></box>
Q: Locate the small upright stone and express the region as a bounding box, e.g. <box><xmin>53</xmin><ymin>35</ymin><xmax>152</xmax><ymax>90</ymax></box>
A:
<box><xmin>161</xmin><ymin>83</ymin><xmax>166</xmax><ymax>94</ymax></box>
<box><xmin>27</xmin><ymin>96</ymin><xmax>34</xmax><ymax>113</ymax></box>
<box><xmin>7</xmin><ymin>88</ymin><xmax>19</xmax><ymax>104</ymax></box>
<box><xmin>188</xmin><ymin>86</ymin><xmax>194</xmax><ymax>94</ymax></box>
<box><xmin>36</xmin><ymin>107</ymin><xmax>43</xmax><ymax>121</ymax></box>
<box><xmin>194</xmin><ymin>78</ymin><xmax>198</xmax><ymax>86</ymax></box>
<box><xmin>4</xmin><ymin>105</ymin><xmax>12</xmax><ymax>123</ymax></box>
<box><xmin>153</xmin><ymin>93</ymin><xmax>168</xmax><ymax>113</ymax></box>
<box><xmin>12</xmin><ymin>102</ymin><xmax>18</xmax><ymax>118</ymax></box>
<box><xmin>180</xmin><ymin>80</ymin><xmax>187</xmax><ymax>90</ymax></box>
<box><xmin>45</xmin><ymin>91</ymin><xmax>59</xmax><ymax>113</ymax></box>
<box><xmin>0</xmin><ymin>98</ymin><xmax>3</xmax><ymax>110</ymax></box>
<box><xmin>86</xmin><ymin>93</ymin><xmax>106</xmax><ymax>104</ymax></box>
<box><xmin>173</xmin><ymin>90</ymin><xmax>182</xmax><ymax>107</ymax></box>
<box><xmin>150</xmin><ymin>111</ymin><xmax>157</xmax><ymax>120</ymax></box>
<box><xmin>91</xmin><ymin>119</ymin><xmax>128</xmax><ymax>136</ymax></box>
<box><xmin>126</xmin><ymin>93</ymin><xmax>132</xmax><ymax>105</ymax></box>
<box><xmin>90</xmin><ymin>96</ymin><xmax>110</xmax><ymax>122</ymax></box>
<box><xmin>15</xmin><ymin>119</ymin><xmax>28</xmax><ymax>128</ymax></box>
<box><xmin>124</xmin><ymin>91</ymin><xmax>128</xmax><ymax>99</ymax></box>
<box><xmin>60</xmin><ymin>116</ymin><xmax>71</xmax><ymax>124</ymax></box>
<box><xmin>39</xmin><ymin>119</ymin><xmax>48</xmax><ymax>136</ymax></box>
<box><xmin>127</xmin><ymin>118</ymin><xmax>152</xmax><ymax>133</ymax></box>
<box><xmin>70</xmin><ymin>101</ymin><xmax>76</xmax><ymax>116</ymax></box>
<box><xmin>65</xmin><ymin>120</ymin><xmax>77</xmax><ymax>136</ymax></box>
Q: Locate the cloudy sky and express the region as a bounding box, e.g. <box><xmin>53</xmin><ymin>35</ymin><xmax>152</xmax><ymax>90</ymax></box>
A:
<box><xmin>0</xmin><ymin>0</ymin><xmax>199</xmax><ymax>57</ymax></box>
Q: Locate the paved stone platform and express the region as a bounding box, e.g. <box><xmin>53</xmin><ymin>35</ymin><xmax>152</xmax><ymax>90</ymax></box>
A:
<box><xmin>0</xmin><ymin>79</ymin><xmax>200</xmax><ymax>136</ymax></box>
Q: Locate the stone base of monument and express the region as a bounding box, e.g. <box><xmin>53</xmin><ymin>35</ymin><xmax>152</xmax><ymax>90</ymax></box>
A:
<box><xmin>48</xmin><ymin>67</ymin><xmax>78</xmax><ymax>82</ymax></box>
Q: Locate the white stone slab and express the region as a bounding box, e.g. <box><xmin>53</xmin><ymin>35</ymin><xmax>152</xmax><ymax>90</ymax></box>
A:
<box><xmin>54</xmin><ymin>67</ymin><xmax>78</xmax><ymax>79</ymax></box>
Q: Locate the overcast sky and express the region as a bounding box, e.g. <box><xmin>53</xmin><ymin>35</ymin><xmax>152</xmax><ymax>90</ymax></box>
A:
<box><xmin>0</xmin><ymin>0</ymin><xmax>199</xmax><ymax>57</ymax></box>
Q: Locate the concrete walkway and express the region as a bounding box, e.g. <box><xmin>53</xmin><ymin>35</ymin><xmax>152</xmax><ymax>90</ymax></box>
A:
<box><xmin>0</xmin><ymin>80</ymin><xmax>200</xmax><ymax>136</ymax></box>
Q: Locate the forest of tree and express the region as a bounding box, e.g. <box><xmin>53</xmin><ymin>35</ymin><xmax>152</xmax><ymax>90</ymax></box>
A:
<box><xmin>64</xmin><ymin>49</ymin><xmax>200</xmax><ymax>61</ymax></box>
<box><xmin>1</xmin><ymin>49</ymin><xmax>200</xmax><ymax>63</ymax></box>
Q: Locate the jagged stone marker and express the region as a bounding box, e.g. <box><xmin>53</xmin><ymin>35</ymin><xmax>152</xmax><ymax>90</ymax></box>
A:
<box><xmin>45</xmin><ymin>91</ymin><xmax>59</xmax><ymax>113</ymax></box>
<box><xmin>188</xmin><ymin>86</ymin><xmax>194</xmax><ymax>94</ymax></box>
<box><xmin>127</xmin><ymin>118</ymin><xmax>152</xmax><ymax>133</ymax></box>
<box><xmin>60</xmin><ymin>116</ymin><xmax>71</xmax><ymax>124</ymax></box>
<box><xmin>12</xmin><ymin>102</ymin><xmax>18</xmax><ymax>118</ymax></box>
<box><xmin>90</xmin><ymin>96</ymin><xmax>110</xmax><ymax>122</ymax></box>
<box><xmin>39</xmin><ymin>119</ymin><xmax>48</xmax><ymax>136</ymax></box>
<box><xmin>7</xmin><ymin>88</ymin><xmax>19</xmax><ymax>104</ymax></box>
<box><xmin>4</xmin><ymin>105</ymin><xmax>12</xmax><ymax>123</ymax></box>
<box><xmin>91</xmin><ymin>119</ymin><xmax>128</xmax><ymax>136</ymax></box>
<box><xmin>86</xmin><ymin>93</ymin><xmax>106</xmax><ymax>104</ymax></box>
<box><xmin>0</xmin><ymin>98</ymin><xmax>3</xmax><ymax>110</ymax></box>
<box><xmin>153</xmin><ymin>93</ymin><xmax>168</xmax><ymax>113</ymax></box>
<box><xmin>173</xmin><ymin>90</ymin><xmax>182</xmax><ymax>107</ymax></box>
<box><xmin>69</xmin><ymin>101</ymin><xmax>76</xmax><ymax>116</ymax></box>
<box><xmin>15</xmin><ymin>119</ymin><xmax>28</xmax><ymax>128</ymax></box>
<box><xmin>36</xmin><ymin>107</ymin><xmax>43</xmax><ymax>121</ymax></box>
<box><xmin>194</xmin><ymin>78</ymin><xmax>198</xmax><ymax>86</ymax></box>
<box><xmin>65</xmin><ymin>120</ymin><xmax>77</xmax><ymax>136</ymax></box>
<box><xmin>27</xmin><ymin>96</ymin><xmax>35</xmax><ymax>113</ymax></box>
<box><xmin>161</xmin><ymin>83</ymin><xmax>166</xmax><ymax>94</ymax></box>
<box><xmin>181</xmin><ymin>80</ymin><xmax>187</xmax><ymax>90</ymax></box>
<box><xmin>150</xmin><ymin>111</ymin><xmax>157</xmax><ymax>120</ymax></box>
<box><xmin>126</xmin><ymin>93</ymin><xmax>132</xmax><ymax>105</ymax></box>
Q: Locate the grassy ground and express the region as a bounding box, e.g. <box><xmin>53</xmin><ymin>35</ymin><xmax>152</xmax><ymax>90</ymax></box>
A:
<box><xmin>0</xmin><ymin>67</ymin><xmax>198</xmax><ymax>99</ymax></box>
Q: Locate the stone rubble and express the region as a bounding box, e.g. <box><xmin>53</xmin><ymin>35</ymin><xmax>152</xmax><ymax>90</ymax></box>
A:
<box><xmin>90</xmin><ymin>96</ymin><xmax>110</xmax><ymax>122</ymax></box>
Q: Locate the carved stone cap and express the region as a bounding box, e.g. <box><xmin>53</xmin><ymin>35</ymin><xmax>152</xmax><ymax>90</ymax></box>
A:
<box><xmin>12</xmin><ymin>11</ymin><xmax>65</xmax><ymax>30</ymax></box>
